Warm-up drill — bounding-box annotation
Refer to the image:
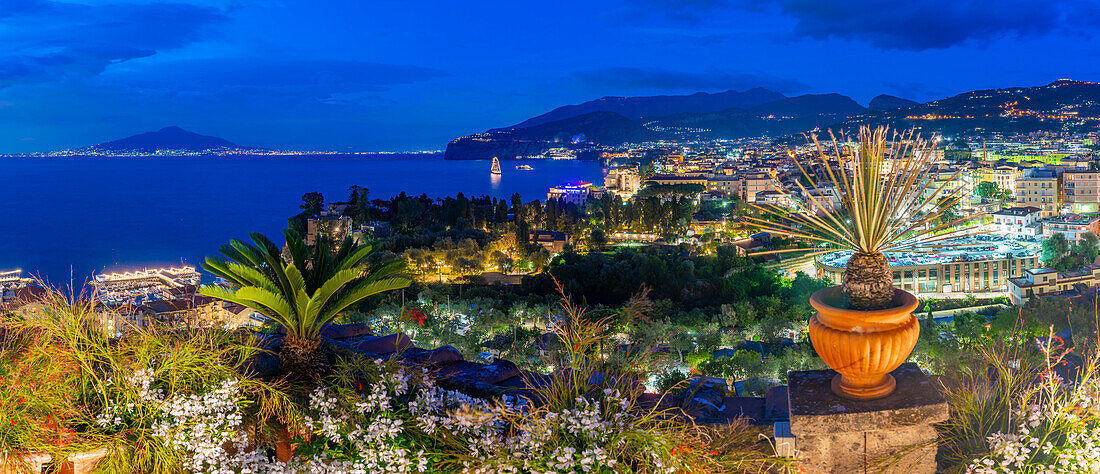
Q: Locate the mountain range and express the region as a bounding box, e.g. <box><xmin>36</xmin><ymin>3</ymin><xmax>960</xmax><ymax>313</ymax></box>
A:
<box><xmin>67</xmin><ymin>80</ymin><xmax>1100</xmax><ymax>157</ymax></box>
<box><xmin>445</xmin><ymin>80</ymin><xmax>1100</xmax><ymax>160</ymax></box>
<box><xmin>501</xmin><ymin>88</ymin><xmax>786</xmax><ymax>130</ymax></box>
<box><xmin>446</xmin><ymin>90</ymin><xmax>881</xmax><ymax>160</ymax></box>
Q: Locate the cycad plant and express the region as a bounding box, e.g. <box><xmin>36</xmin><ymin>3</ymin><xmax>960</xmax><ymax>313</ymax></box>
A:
<box><xmin>200</xmin><ymin>229</ymin><xmax>410</xmax><ymax>380</ymax></box>
<box><xmin>745</xmin><ymin>126</ymin><xmax>979</xmax><ymax>309</ymax></box>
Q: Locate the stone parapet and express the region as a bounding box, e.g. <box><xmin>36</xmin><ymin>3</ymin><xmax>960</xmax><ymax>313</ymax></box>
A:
<box><xmin>787</xmin><ymin>363</ymin><xmax>947</xmax><ymax>473</ymax></box>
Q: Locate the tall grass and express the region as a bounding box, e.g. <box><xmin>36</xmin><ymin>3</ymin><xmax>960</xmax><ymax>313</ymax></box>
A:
<box><xmin>938</xmin><ymin>304</ymin><xmax>1100</xmax><ymax>472</ymax></box>
<box><xmin>4</xmin><ymin>287</ymin><xmax>301</xmax><ymax>473</ymax></box>
<box><xmin>0</xmin><ymin>316</ymin><xmax>95</xmax><ymax>467</ymax></box>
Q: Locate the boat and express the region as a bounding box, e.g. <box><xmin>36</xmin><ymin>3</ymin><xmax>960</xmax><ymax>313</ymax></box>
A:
<box><xmin>546</xmin><ymin>148</ymin><xmax>576</xmax><ymax>160</ymax></box>
<box><xmin>490</xmin><ymin>157</ymin><xmax>502</xmax><ymax>175</ymax></box>
<box><xmin>515</xmin><ymin>164</ymin><xmax>534</xmax><ymax>170</ymax></box>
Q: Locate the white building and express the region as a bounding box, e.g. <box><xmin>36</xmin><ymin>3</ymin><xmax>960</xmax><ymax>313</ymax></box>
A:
<box><xmin>990</xmin><ymin>206</ymin><xmax>1043</xmax><ymax>239</ymax></box>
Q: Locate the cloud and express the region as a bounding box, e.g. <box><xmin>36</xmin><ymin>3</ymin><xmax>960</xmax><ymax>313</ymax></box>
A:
<box><xmin>627</xmin><ymin>0</ymin><xmax>1099</xmax><ymax>50</ymax></box>
<box><xmin>103</xmin><ymin>58</ymin><xmax>448</xmax><ymax>102</ymax></box>
<box><xmin>639</xmin><ymin>0</ymin><xmax>729</xmax><ymax>23</ymax></box>
<box><xmin>575</xmin><ymin>67</ymin><xmax>808</xmax><ymax>93</ymax></box>
<box><xmin>0</xmin><ymin>1</ymin><xmax>227</xmax><ymax>86</ymax></box>
<box><xmin>748</xmin><ymin>0</ymin><xmax>1098</xmax><ymax>50</ymax></box>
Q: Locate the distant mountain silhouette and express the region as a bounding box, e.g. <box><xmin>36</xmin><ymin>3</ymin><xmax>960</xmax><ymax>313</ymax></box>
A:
<box><xmin>503</xmin><ymin>88</ymin><xmax>786</xmax><ymax>130</ymax></box>
<box><xmin>445</xmin><ymin>92</ymin><xmax>866</xmax><ymax>159</ymax></box>
<box><xmin>867</xmin><ymin>94</ymin><xmax>919</xmax><ymax>111</ymax></box>
<box><xmin>90</xmin><ymin>126</ymin><xmax>245</xmax><ymax>152</ymax></box>
<box><xmin>748</xmin><ymin>93</ymin><xmax>865</xmax><ymax>117</ymax></box>
<box><xmin>640</xmin><ymin>93</ymin><xmax>865</xmax><ymax>141</ymax></box>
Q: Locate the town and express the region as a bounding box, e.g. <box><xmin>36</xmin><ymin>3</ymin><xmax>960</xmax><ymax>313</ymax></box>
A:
<box><xmin>4</xmin><ymin>0</ymin><xmax>1100</xmax><ymax>470</ymax></box>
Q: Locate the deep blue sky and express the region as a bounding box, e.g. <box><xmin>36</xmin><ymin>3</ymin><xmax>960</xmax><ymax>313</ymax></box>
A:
<box><xmin>2</xmin><ymin>0</ymin><xmax>1098</xmax><ymax>153</ymax></box>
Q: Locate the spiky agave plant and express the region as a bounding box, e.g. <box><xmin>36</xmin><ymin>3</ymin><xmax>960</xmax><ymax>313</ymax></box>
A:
<box><xmin>745</xmin><ymin>126</ymin><xmax>980</xmax><ymax>310</ymax></box>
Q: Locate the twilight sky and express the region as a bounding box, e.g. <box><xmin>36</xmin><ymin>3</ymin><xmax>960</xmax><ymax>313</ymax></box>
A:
<box><xmin>1</xmin><ymin>0</ymin><xmax>1099</xmax><ymax>153</ymax></box>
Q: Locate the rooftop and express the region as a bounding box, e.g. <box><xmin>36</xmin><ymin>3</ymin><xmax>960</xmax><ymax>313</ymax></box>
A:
<box><xmin>1047</xmin><ymin>213</ymin><xmax>1100</xmax><ymax>225</ymax></box>
<box><xmin>993</xmin><ymin>206</ymin><xmax>1041</xmax><ymax>216</ymax></box>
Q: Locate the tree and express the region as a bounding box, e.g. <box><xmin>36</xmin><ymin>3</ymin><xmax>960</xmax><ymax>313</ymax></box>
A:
<box><xmin>589</xmin><ymin>228</ymin><xmax>608</xmax><ymax>251</ymax></box>
<box><xmin>1042</xmin><ymin>232</ymin><xmax>1071</xmax><ymax>266</ymax></box>
<box><xmin>345</xmin><ymin>185</ymin><xmax>371</xmax><ymax>223</ymax></box>
<box><xmin>1081</xmin><ymin>232</ymin><xmax>1100</xmax><ymax>262</ymax></box>
<box><xmin>975</xmin><ymin>181</ymin><xmax>1010</xmax><ymax>202</ymax></box>
<box><xmin>934</xmin><ymin>201</ymin><xmax>961</xmax><ymax>228</ymax></box>
<box><xmin>300</xmin><ymin>191</ymin><xmax>324</xmax><ymax>215</ymax></box>
<box><xmin>200</xmin><ymin>229</ymin><xmax>410</xmax><ymax>381</ymax></box>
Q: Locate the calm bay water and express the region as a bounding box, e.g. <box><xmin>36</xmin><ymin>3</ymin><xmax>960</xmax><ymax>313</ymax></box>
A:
<box><xmin>0</xmin><ymin>154</ymin><xmax>603</xmax><ymax>283</ymax></box>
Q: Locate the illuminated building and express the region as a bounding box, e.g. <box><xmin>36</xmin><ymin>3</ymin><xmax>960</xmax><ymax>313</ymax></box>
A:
<box><xmin>817</xmin><ymin>237</ymin><xmax>1042</xmax><ymax>295</ymax></box>
<box><xmin>991</xmin><ymin>206</ymin><xmax>1042</xmax><ymax>238</ymax></box>
<box><xmin>741</xmin><ymin>172</ymin><xmax>775</xmax><ymax>203</ymax></box>
<box><xmin>306</xmin><ymin>213</ymin><xmax>352</xmax><ymax>246</ymax></box>
<box><xmin>1062</xmin><ymin>170</ymin><xmax>1100</xmax><ymax>213</ymax></box>
<box><xmin>1043</xmin><ymin>214</ymin><xmax>1100</xmax><ymax>243</ymax></box>
<box><xmin>647</xmin><ymin>173</ymin><xmax>708</xmax><ymax>186</ymax></box>
<box><xmin>1016</xmin><ymin>169</ymin><xmax>1062</xmax><ymax>217</ymax></box>
<box><xmin>977</xmin><ymin>166</ymin><xmax>1021</xmax><ymax>193</ymax></box>
<box><xmin>604</xmin><ymin>168</ymin><xmax>642</xmax><ymax>198</ymax></box>
<box><xmin>1009</xmin><ymin>266</ymin><xmax>1100</xmax><ymax>305</ymax></box>
<box><xmin>706</xmin><ymin>176</ymin><xmax>741</xmax><ymax>197</ymax></box>
<box><xmin>547</xmin><ymin>181</ymin><xmax>594</xmax><ymax>205</ymax></box>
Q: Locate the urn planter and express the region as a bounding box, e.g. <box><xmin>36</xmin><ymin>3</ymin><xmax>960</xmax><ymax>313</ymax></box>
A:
<box><xmin>59</xmin><ymin>448</ymin><xmax>108</xmax><ymax>474</ymax></box>
<box><xmin>808</xmin><ymin>286</ymin><xmax>920</xmax><ymax>400</ymax></box>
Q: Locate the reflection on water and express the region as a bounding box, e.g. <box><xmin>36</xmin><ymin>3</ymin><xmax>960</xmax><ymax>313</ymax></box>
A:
<box><xmin>490</xmin><ymin>172</ymin><xmax>501</xmax><ymax>190</ymax></box>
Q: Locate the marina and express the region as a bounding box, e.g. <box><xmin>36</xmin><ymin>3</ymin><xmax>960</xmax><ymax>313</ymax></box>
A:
<box><xmin>92</xmin><ymin>266</ymin><xmax>202</xmax><ymax>305</ymax></box>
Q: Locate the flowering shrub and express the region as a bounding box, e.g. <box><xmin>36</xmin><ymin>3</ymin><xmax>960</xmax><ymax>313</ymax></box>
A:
<box><xmin>285</xmin><ymin>358</ymin><xmax>433</xmax><ymax>473</ymax></box>
<box><xmin>454</xmin><ymin>388</ymin><xmax>653</xmax><ymax>473</ymax></box>
<box><xmin>958</xmin><ymin>332</ymin><xmax>1100</xmax><ymax>474</ymax></box>
<box><xmin>966</xmin><ymin>398</ymin><xmax>1100</xmax><ymax>473</ymax></box>
<box><xmin>401</xmin><ymin>308</ymin><xmax>428</xmax><ymax>327</ymax></box>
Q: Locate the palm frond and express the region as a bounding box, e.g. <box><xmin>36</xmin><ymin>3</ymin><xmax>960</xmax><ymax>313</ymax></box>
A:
<box><xmin>200</xmin><ymin>229</ymin><xmax>410</xmax><ymax>341</ymax></box>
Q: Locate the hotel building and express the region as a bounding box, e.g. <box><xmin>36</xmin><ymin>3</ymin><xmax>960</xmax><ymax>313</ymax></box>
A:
<box><xmin>547</xmin><ymin>181</ymin><xmax>595</xmax><ymax>205</ymax></box>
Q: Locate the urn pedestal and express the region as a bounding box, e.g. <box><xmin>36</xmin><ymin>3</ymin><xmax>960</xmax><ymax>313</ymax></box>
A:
<box><xmin>787</xmin><ymin>363</ymin><xmax>948</xmax><ymax>473</ymax></box>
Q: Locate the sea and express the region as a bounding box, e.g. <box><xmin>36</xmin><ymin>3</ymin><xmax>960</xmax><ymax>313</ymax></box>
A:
<box><xmin>0</xmin><ymin>154</ymin><xmax>603</xmax><ymax>284</ymax></box>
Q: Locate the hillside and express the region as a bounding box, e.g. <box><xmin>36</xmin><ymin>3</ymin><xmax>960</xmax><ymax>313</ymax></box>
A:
<box><xmin>867</xmin><ymin>94</ymin><xmax>919</xmax><ymax>111</ymax></box>
<box><xmin>450</xmin><ymin>79</ymin><xmax>1100</xmax><ymax>160</ymax></box>
<box><xmin>836</xmin><ymin>79</ymin><xmax>1100</xmax><ymax>137</ymax></box>
<box><xmin>446</xmin><ymin>112</ymin><xmax>653</xmax><ymax>160</ymax></box>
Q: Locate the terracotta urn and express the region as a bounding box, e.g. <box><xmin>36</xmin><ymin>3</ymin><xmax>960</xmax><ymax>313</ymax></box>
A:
<box><xmin>808</xmin><ymin>286</ymin><xmax>920</xmax><ymax>400</ymax></box>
